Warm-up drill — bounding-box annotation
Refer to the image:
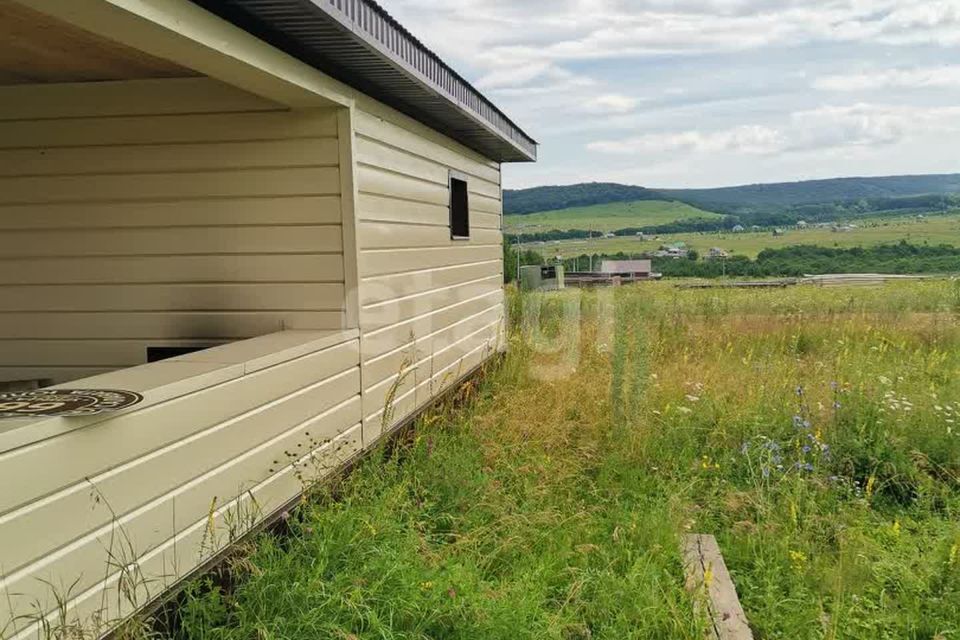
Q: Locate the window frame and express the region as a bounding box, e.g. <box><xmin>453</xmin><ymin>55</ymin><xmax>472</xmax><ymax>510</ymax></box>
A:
<box><xmin>448</xmin><ymin>170</ymin><xmax>470</xmax><ymax>241</ymax></box>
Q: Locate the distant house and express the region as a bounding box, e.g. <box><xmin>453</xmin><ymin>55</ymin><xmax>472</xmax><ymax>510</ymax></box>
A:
<box><xmin>706</xmin><ymin>247</ymin><xmax>730</xmax><ymax>260</ymax></box>
<box><xmin>653</xmin><ymin>243</ymin><xmax>689</xmax><ymax>259</ymax></box>
<box><xmin>751</xmin><ymin>225</ymin><xmax>763</xmax><ymax>232</ymax></box>
<box><xmin>796</xmin><ymin>220</ymin><xmax>809</xmax><ymax>229</ymax></box>
<box><xmin>732</xmin><ymin>224</ymin><xmax>745</xmax><ymax>233</ymax></box>
<box><xmin>601</xmin><ymin>260</ymin><xmax>653</xmax><ymax>278</ymax></box>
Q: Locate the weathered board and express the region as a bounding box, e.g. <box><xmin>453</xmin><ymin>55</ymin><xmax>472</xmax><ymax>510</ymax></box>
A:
<box><xmin>682</xmin><ymin>534</ymin><xmax>754</xmax><ymax>640</ymax></box>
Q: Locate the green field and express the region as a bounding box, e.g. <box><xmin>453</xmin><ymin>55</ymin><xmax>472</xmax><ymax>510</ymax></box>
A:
<box><xmin>524</xmin><ymin>212</ymin><xmax>960</xmax><ymax>259</ymax></box>
<box><xmin>505</xmin><ymin>199</ymin><xmax>721</xmax><ymax>233</ymax></box>
<box><xmin>172</xmin><ymin>282</ymin><xmax>960</xmax><ymax>639</ymax></box>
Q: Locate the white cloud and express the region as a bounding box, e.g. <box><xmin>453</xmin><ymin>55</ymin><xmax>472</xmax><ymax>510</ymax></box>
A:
<box><xmin>588</xmin><ymin>103</ymin><xmax>960</xmax><ymax>156</ymax></box>
<box><xmin>379</xmin><ymin>0</ymin><xmax>960</xmax><ymax>188</ymax></box>
<box><xmin>581</xmin><ymin>93</ymin><xmax>639</xmax><ymax>114</ymax></box>
<box><xmin>588</xmin><ymin>124</ymin><xmax>785</xmax><ymax>155</ymax></box>
<box><xmin>813</xmin><ymin>65</ymin><xmax>960</xmax><ymax>91</ymax></box>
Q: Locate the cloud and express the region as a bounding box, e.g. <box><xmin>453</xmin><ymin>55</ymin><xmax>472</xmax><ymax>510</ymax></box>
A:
<box><xmin>587</xmin><ymin>103</ymin><xmax>960</xmax><ymax>156</ymax></box>
<box><xmin>588</xmin><ymin>124</ymin><xmax>785</xmax><ymax>155</ymax></box>
<box><xmin>813</xmin><ymin>65</ymin><xmax>960</xmax><ymax>91</ymax></box>
<box><xmin>581</xmin><ymin>93</ymin><xmax>639</xmax><ymax>114</ymax></box>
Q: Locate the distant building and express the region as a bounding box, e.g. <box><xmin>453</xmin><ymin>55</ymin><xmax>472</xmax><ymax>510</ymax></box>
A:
<box><xmin>796</xmin><ymin>220</ymin><xmax>808</xmax><ymax>229</ymax></box>
<box><xmin>603</xmin><ymin>232</ymin><xmax>616</xmax><ymax>239</ymax></box>
<box><xmin>732</xmin><ymin>224</ymin><xmax>745</xmax><ymax>233</ymax></box>
<box><xmin>773</xmin><ymin>228</ymin><xmax>786</xmax><ymax>237</ymax></box>
<box><xmin>601</xmin><ymin>260</ymin><xmax>653</xmax><ymax>278</ymax></box>
<box><xmin>653</xmin><ymin>243</ymin><xmax>689</xmax><ymax>259</ymax></box>
<box><xmin>706</xmin><ymin>247</ymin><xmax>730</xmax><ymax>260</ymax></box>
<box><xmin>751</xmin><ymin>225</ymin><xmax>762</xmax><ymax>232</ymax></box>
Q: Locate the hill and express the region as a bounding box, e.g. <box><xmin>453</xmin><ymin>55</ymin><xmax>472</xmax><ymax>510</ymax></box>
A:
<box><xmin>503</xmin><ymin>182</ymin><xmax>660</xmax><ymax>215</ymax></box>
<box><xmin>504</xmin><ymin>174</ymin><xmax>960</xmax><ymax>218</ymax></box>
<box><xmin>662</xmin><ymin>173</ymin><xmax>960</xmax><ymax>214</ymax></box>
<box><xmin>504</xmin><ymin>199</ymin><xmax>720</xmax><ymax>233</ymax></box>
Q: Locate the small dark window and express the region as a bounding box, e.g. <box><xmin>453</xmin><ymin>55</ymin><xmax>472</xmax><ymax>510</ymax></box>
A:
<box><xmin>449</xmin><ymin>173</ymin><xmax>470</xmax><ymax>240</ymax></box>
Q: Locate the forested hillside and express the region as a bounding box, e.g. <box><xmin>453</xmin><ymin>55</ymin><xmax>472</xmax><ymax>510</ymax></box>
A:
<box><xmin>502</xmin><ymin>183</ymin><xmax>660</xmax><ymax>214</ymax></box>
<box><xmin>663</xmin><ymin>173</ymin><xmax>960</xmax><ymax>214</ymax></box>
<box><xmin>504</xmin><ymin>174</ymin><xmax>960</xmax><ymax>219</ymax></box>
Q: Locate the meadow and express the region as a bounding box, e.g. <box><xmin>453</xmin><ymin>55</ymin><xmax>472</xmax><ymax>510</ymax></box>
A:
<box><xmin>505</xmin><ymin>200</ymin><xmax>720</xmax><ymax>234</ymax></box>
<box><xmin>171</xmin><ymin>281</ymin><xmax>960</xmax><ymax>640</ymax></box>
<box><xmin>521</xmin><ymin>211</ymin><xmax>960</xmax><ymax>260</ymax></box>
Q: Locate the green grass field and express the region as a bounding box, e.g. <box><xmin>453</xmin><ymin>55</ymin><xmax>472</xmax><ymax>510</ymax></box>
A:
<box><xmin>505</xmin><ymin>199</ymin><xmax>721</xmax><ymax>233</ymax></box>
<box><xmin>524</xmin><ymin>212</ymin><xmax>960</xmax><ymax>259</ymax></box>
<box><xmin>171</xmin><ymin>282</ymin><xmax>960</xmax><ymax>640</ymax></box>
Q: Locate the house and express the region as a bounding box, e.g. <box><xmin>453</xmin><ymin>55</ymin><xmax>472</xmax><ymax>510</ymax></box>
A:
<box><xmin>653</xmin><ymin>242</ymin><xmax>689</xmax><ymax>259</ymax></box>
<box><xmin>706</xmin><ymin>247</ymin><xmax>730</xmax><ymax>260</ymax></box>
<box><xmin>601</xmin><ymin>260</ymin><xmax>653</xmax><ymax>278</ymax></box>
<box><xmin>0</xmin><ymin>1</ymin><xmax>535</xmax><ymax>637</ymax></box>
<box><xmin>732</xmin><ymin>224</ymin><xmax>745</xmax><ymax>233</ymax></box>
<box><xmin>796</xmin><ymin>220</ymin><xmax>809</xmax><ymax>229</ymax></box>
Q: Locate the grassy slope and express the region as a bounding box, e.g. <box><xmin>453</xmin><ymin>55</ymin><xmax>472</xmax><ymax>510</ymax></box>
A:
<box><xmin>174</xmin><ymin>282</ymin><xmax>960</xmax><ymax>640</ymax></box>
<box><xmin>529</xmin><ymin>211</ymin><xmax>960</xmax><ymax>259</ymax></box>
<box><xmin>505</xmin><ymin>199</ymin><xmax>721</xmax><ymax>233</ymax></box>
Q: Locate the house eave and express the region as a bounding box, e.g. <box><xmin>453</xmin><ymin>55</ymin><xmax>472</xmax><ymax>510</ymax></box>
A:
<box><xmin>189</xmin><ymin>0</ymin><xmax>537</xmax><ymax>163</ymax></box>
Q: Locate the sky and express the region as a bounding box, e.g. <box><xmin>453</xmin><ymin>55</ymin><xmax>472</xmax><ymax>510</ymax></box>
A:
<box><xmin>382</xmin><ymin>0</ymin><xmax>960</xmax><ymax>189</ymax></box>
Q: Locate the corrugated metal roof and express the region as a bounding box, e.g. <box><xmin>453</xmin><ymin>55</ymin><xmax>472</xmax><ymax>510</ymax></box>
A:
<box><xmin>190</xmin><ymin>0</ymin><xmax>537</xmax><ymax>162</ymax></box>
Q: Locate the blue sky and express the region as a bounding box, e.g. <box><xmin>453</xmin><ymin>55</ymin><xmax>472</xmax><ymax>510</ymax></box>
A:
<box><xmin>383</xmin><ymin>0</ymin><xmax>960</xmax><ymax>189</ymax></box>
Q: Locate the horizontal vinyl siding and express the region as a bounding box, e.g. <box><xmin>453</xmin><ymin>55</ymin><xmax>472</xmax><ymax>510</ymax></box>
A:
<box><xmin>0</xmin><ymin>333</ymin><xmax>363</xmax><ymax>638</ymax></box>
<box><xmin>353</xmin><ymin>100</ymin><xmax>505</xmax><ymax>443</ymax></box>
<box><xmin>0</xmin><ymin>78</ymin><xmax>346</xmax><ymax>385</ymax></box>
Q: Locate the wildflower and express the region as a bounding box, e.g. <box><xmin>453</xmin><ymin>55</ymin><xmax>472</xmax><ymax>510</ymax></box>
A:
<box><xmin>420</xmin><ymin>581</ymin><xmax>434</xmax><ymax>590</ymax></box>
<box><xmin>789</xmin><ymin>550</ymin><xmax>808</xmax><ymax>572</ymax></box>
<box><xmin>865</xmin><ymin>475</ymin><xmax>877</xmax><ymax>498</ymax></box>
<box><xmin>830</xmin><ymin>381</ymin><xmax>839</xmax><ymax>390</ymax></box>
<box><xmin>891</xmin><ymin>520</ymin><xmax>901</xmax><ymax>538</ymax></box>
<box><xmin>950</xmin><ymin>543</ymin><xmax>958</xmax><ymax>568</ymax></box>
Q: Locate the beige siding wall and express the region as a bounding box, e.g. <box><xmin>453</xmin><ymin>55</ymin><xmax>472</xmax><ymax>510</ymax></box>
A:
<box><xmin>0</xmin><ymin>330</ymin><xmax>362</xmax><ymax>639</ymax></box>
<box><xmin>353</xmin><ymin>99</ymin><xmax>506</xmax><ymax>443</ymax></box>
<box><xmin>0</xmin><ymin>78</ymin><xmax>347</xmax><ymax>386</ymax></box>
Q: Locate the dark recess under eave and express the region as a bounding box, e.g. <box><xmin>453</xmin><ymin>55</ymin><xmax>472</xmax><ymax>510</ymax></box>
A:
<box><xmin>189</xmin><ymin>0</ymin><xmax>537</xmax><ymax>163</ymax></box>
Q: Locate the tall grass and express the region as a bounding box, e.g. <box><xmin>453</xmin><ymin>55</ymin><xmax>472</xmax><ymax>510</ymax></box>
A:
<box><xmin>173</xmin><ymin>281</ymin><xmax>960</xmax><ymax>639</ymax></box>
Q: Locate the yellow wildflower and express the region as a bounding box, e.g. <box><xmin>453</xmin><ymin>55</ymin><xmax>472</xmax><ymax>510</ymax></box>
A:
<box><xmin>949</xmin><ymin>543</ymin><xmax>958</xmax><ymax>568</ymax></box>
<box><xmin>704</xmin><ymin>563</ymin><xmax>714</xmax><ymax>588</ymax></box>
<box><xmin>865</xmin><ymin>475</ymin><xmax>877</xmax><ymax>498</ymax></box>
<box><xmin>891</xmin><ymin>520</ymin><xmax>901</xmax><ymax>538</ymax></box>
<box><xmin>789</xmin><ymin>550</ymin><xmax>808</xmax><ymax>572</ymax></box>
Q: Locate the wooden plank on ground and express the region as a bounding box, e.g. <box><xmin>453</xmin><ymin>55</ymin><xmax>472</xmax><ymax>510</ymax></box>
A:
<box><xmin>682</xmin><ymin>534</ymin><xmax>754</xmax><ymax>640</ymax></box>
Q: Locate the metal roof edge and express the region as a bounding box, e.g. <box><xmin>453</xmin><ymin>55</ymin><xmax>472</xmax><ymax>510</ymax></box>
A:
<box><xmin>190</xmin><ymin>0</ymin><xmax>537</xmax><ymax>162</ymax></box>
